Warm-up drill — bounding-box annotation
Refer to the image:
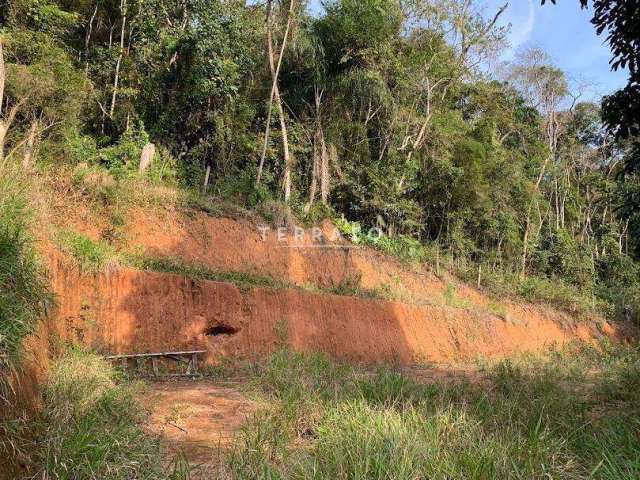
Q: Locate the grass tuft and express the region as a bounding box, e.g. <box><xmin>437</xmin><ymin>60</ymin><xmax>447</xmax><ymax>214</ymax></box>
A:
<box><xmin>54</xmin><ymin>229</ymin><xmax>118</xmax><ymax>274</ymax></box>
<box><xmin>35</xmin><ymin>349</ymin><xmax>183</xmax><ymax>480</ymax></box>
<box><xmin>228</xmin><ymin>344</ymin><xmax>640</xmax><ymax>479</ymax></box>
<box><xmin>0</xmin><ymin>166</ymin><xmax>48</xmax><ymax>365</ymax></box>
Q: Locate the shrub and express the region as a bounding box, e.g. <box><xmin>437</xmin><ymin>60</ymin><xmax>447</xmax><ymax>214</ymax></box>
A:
<box><xmin>36</xmin><ymin>350</ymin><xmax>168</xmax><ymax>480</ymax></box>
<box><xmin>0</xmin><ymin>166</ymin><xmax>48</xmax><ymax>364</ymax></box>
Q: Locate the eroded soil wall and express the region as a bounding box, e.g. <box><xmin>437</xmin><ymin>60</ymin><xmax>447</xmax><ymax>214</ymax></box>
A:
<box><xmin>48</xmin><ymin>254</ymin><xmax>613</xmax><ymax>365</ymax></box>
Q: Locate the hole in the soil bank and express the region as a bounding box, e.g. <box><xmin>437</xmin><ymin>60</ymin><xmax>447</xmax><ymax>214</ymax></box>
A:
<box><xmin>205</xmin><ymin>325</ymin><xmax>240</xmax><ymax>337</ymax></box>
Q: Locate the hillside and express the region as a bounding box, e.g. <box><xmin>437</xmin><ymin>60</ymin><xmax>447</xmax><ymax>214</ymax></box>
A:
<box><xmin>2</xmin><ymin>0</ymin><xmax>640</xmax><ymax>477</ymax></box>
<box><xmin>40</xmin><ymin>198</ymin><xmax>625</xmax><ymax>365</ymax></box>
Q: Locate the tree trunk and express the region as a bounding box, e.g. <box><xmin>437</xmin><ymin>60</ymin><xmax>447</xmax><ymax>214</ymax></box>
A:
<box><xmin>202</xmin><ymin>165</ymin><xmax>211</xmax><ymax>193</ymax></box>
<box><xmin>521</xmin><ymin>155</ymin><xmax>550</xmax><ymax>278</ymax></box>
<box><xmin>0</xmin><ymin>122</ymin><xmax>7</xmax><ymax>162</ymax></box>
<box><xmin>256</xmin><ymin>0</ymin><xmax>295</xmax><ymax>189</ymax></box>
<box><xmin>22</xmin><ymin>119</ymin><xmax>39</xmax><ymax>169</ymax></box>
<box><xmin>109</xmin><ymin>0</ymin><xmax>127</xmax><ymax>119</ymax></box>
<box><xmin>305</xmin><ymin>129</ymin><xmax>319</xmax><ymax>213</ymax></box>
<box><xmin>521</xmin><ymin>212</ymin><xmax>532</xmax><ymax>277</ymax></box>
<box><xmin>84</xmin><ymin>4</ymin><xmax>99</xmax><ymax>75</ymax></box>
<box><xmin>139</xmin><ymin>143</ymin><xmax>155</xmax><ymax>173</ymax></box>
<box><xmin>0</xmin><ymin>37</ymin><xmax>5</xmax><ymax>118</ymax></box>
<box><xmin>275</xmin><ymin>86</ymin><xmax>292</xmax><ymax>201</ymax></box>
<box><xmin>320</xmin><ymin>130</ymin><xmax>329</xmax><ymax>205</ymax></box>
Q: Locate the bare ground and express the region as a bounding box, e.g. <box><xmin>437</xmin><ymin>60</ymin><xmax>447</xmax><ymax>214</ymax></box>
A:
<box><xmin>141</xmin><ymin>379</ymin><xmax>257</xmax><ymax>475</ymax></box>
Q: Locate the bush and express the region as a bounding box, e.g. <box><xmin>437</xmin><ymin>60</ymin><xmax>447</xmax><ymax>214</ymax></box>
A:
<box><xmin>597</xmin><ymin>254</ymin><xmax>640</xmax><ymax>324</ymax></box>
<box><xmin>0</xmin><ymin>166</ymin><xmax>48</xmax><ymax>364</ymax></box>
<box><xmin>36</xmin><ymin>350</ymin><xmax>168</xmax><ymax>480</ymax></box>
<box><xmin>336</xmin><ymin>219</ymin><xmax>429</xmax><ymax>264</ymax></box>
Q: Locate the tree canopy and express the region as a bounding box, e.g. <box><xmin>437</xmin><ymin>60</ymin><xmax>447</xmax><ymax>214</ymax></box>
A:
<box><xmin>1</xmin><ymin>0</ymin><xmax>639</xmax><ymax>319</ymax></box>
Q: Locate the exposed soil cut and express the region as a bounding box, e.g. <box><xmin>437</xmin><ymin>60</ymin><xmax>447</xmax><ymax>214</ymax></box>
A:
<box><xmin>45</xmin><ymin>250</ymin><xmax>623</xmax><ymax>365</ymax></box>
<box><xmin>40</xmin><ymin>209</ymin><xmax>633</xmax><ymax>366</ymax></box>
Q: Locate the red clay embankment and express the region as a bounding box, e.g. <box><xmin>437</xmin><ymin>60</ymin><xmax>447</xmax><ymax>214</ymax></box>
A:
<box><xmin>47</xmin><ymin>251</ymin><xmax>617</xmax><ymax>365</ymax></box>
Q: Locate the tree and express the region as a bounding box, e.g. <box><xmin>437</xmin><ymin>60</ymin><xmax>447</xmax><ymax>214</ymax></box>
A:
<box><xmin>256</xmin><ymin>0</ymin><xmax>298</xmax><ymax>201</ymax></box>
<box><xmin>543</xmin><ymin>0</ymin><xmax>640</xmax><ymax>195</ymax></box>
<box><xmin>0</xmin><ymin>30</ymin><xmax>85</xmax><ymax>166</ymax></box>
<box><xmin>507</xmin><ymin>48</ymin><xmax>570</xmax><ymax>275</ymax></box>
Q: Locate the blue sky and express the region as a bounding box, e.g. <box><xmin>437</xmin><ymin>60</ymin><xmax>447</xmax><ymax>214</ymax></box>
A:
<box><xmin>485</xmin><ymin>0</ymin><xmax>626</xmax><ymax>99</ymax></box>
<box><xmin>308</xmin><ymin>0</ymin><xmax>627</xmax><ymax>100</ymax></box>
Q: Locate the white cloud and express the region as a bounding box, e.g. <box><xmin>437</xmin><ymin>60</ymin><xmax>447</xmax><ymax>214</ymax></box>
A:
<box><xmin>506</xmin><ymin>0</ymin><xmax>535</xmax><ymax>55</ymax></box>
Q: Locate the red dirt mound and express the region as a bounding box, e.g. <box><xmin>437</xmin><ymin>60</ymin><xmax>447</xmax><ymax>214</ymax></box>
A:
<box><xmin>119</xmin><ymin>210</ymin><xmax>607</xmax><ymax>323</ymax></box>
<box><xmin>47</xmin><ymin>251</ymin><xmax>618</xmax><ymax>365</ymax></box>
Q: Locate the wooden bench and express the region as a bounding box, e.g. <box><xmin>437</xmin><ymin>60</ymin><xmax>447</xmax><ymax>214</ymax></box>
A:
<box><xmin>105</xmin><ymin>350</ymin><xmax>207</xmax><ymax>377</ymax></box>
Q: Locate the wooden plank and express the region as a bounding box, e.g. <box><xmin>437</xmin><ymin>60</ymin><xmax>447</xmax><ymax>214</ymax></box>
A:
<box><xmin>105</xmin><ymin>350</ymin><xmax>206</xmax><ymax>360</ymax></box>
<box><xmin>105</xmin><ymin>350</ymin><xmax>206</xmax><ymax>378</ymax></box>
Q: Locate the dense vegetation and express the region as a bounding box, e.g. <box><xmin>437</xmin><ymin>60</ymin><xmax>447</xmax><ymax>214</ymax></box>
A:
<box><xmin>1</xmin><ymin>0</ymin><xmax>638</xmax><ymax>321</ymax></box>
<box><xmin>2</xmin><ymin>1</ymin><xmax>639</xmax><ymax>477</ymax></box>
<box><xmin>2</xmin><ymin>349</ymin><xmax>190</xmax><ymax>479</ymax></box>
<box><xmin>0</xmin><ymin>166</ymin><xmax>47</xmax><ymax>365</ymax></box>
<box><xmin>228</xmin><ymin>344</ymin><xmax>640</xmax><ymax>479</ymax></box>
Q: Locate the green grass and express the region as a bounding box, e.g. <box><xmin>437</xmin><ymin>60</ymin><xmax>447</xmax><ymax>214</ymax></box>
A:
<box><xmin>0</xmin><ymin>165</ymin><xmax>48</xmax><ymax>364</ymax></box>
<box><xmin>227</xmin><ymin>343</ymin><xmax>640</xmax><ymax>479</ymax></box>
<box><xmin>54</xmin><ymin>229</ymin><xmax>118</xmax><ymax>274</ymax></box>
<box><xmin>124</xmin><ymin>253</ymin><xmax>387</xmax><ymax>301</ymax></box>
<box><xmin>442</xmin><ymin>283</ymin><xmax>473</xmax><ymax>309</ymax></box>
<box><xmin>123</xmin><ymin>253</ymin><xmax>290</xmax><ymax>290</ymax></box>
<box><xmin>32</xmin><ymin>349</ymin><xmax>187</xmax><ymax>480</ymax></box>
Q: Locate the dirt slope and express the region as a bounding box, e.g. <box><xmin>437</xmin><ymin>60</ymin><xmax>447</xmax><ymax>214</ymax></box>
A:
<box><xmin>39</xmin><ymin>204</ymin><xmax>628</xmax><ymax>364</ymax></box>
<box><xmin>47</xmin><ymin>251</ymin><xmax>617</xmax><ymax>365</ymax></box>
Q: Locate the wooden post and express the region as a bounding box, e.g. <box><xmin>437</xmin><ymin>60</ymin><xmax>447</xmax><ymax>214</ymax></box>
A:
<box><xmin>191</xmin><ymin>353</ymin><xmax>198</xmax><ymax>376</ymax></box>
<box><xmin>139</xmin><ymin>143</ymin><xmax>155</xmax><ymax>173</ymax></box>
<box><xmin>202</xmin><ymin>165</ymin><xmax>211</xmax><ymax>193</ymax></box>
<box><xmin>151</xmin><ymin>357</ymin><xmax>159</xmax><ymax>377</ymax></box>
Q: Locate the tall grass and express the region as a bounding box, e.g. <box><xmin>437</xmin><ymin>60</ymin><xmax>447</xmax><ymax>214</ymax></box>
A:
<box><xmin>54</xmin><ymin>229</ymin><xmax>118</xmax><ymax>274</ymax></box>
<box><xmin>0</xmin><ymin>165</ymin><xmax>48</xmax><ymax>365</ymax></box>
<box><xmin>228</xmin><ymin>345</ymin><xmax>640</xmax><ymax>479</ymax></box>
<box><xmin>33</xmin><ymin>349</ymin><xmax>184</xmax><ymax>480</ymax></box>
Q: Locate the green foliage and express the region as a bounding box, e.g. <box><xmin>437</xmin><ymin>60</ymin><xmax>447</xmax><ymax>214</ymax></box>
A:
<box><xmin>316</xmin><ymin>0</ymin><xmax>403</xmax><ymax>71</ymax></box>
<box><xmin>124</xmin><ymin>254</ymin><xmax>289</xmax><ymax>290</ymax></box>
<box><xmin>2</xmin><ymin>0</ymin><xmax>640</xmax><ymax>323</ymax></box>
<box><xmin>0</xmin><ymin>166</ymin><xmax>47</xmax><ymax>364</ymax></box>
<box><xmin>229</xmin><ymin>345</ymin><xmax>640</xmax><ymax>479</ymax></box>
<box><xmin>97</xmin><ymin>122</ymin><xmax>151</xmax><ymax>174</ymax></box>
<box><xmin>54</xmin><ymin>229</ymin><xmax>117</xmax><ymax>274</ymax></box>
<box><xmin>597</xmin><ymin>253</ymin><xmax>640</xmax><ymax>323</ymax></box>
<box><xmin>336</xmin><ymin>219</ymin><xmax>429</xmax><ymax>264</ymax></box>
<box><xmin>534</xmin><ymin>228</ymin><xmax>596</xmax><ymax>290</ymax></box>
<box><xmin>3</xmin><ymin>28</ymin><xmax>86</xmax><ymax>155</ymax></box>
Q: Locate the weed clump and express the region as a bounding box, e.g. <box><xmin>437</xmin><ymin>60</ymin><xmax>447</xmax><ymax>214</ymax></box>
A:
<box><xmin>54</xmin><ymin>229</ymin><xmax>118</xmax><ymax>274</ymax></box>
<box><xmin>34</xmin><ymin>350</ymin><xmax>169</xmax><ymax>480</ymax></box>
<box><xmin>228</xmin><ymin>345</ymin><xmax>640</xmax><ymax>479</ymax></box>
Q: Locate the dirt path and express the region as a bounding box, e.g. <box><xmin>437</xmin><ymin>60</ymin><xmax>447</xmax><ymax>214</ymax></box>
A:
<box><xmin>141</xmin><ymin>364</ymin><xmax>485</xmax><ymax>463</ymax></box>
<box><xmin>141</xmin><ymin>380</ymin><xmax>257</xmax><ymax>473</ymax></box>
